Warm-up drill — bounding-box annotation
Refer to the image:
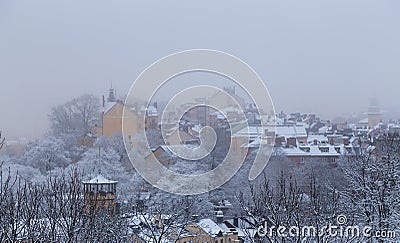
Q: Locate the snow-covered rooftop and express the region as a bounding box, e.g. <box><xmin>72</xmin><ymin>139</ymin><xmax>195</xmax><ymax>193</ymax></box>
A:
<box><xmin>82</xmin><ymin>174</ymin><xmax>118</xmax><ymax>184</ymax></box>
<box><xmin>358</xmin><ymin>117</ymin><xmax>369</xmax><ymax>124</ymax></box>
<box><xmin>282</xmin><ymin>144</ymin><xmax>355</xmax><ymax>157</ymax></box>
<box><xmin>104</xmin><ymin>101</ymin><xmax>117</xmax><ymax>114</ymax></box>
<box><xmin>146</xmin><ymin>105</ymin><xmax>158</xmax><ymax>117</ymax></box>
<box><xmin>211</xmin><ymin>106</ymin><xmax>242</xmax><ymax>116</ymax></box>
<box><xmin>307</xmin><ymin>134</ymin><xmax>328</xmax><ymax>143</ymax></box>
<box><xmin>197</xmin><ymin>218</ymin><xmax>230</xmax><ymax>237</ymax></box>
<box><xmin>154</xmin><ymin>145</ymin><xmax>209</xmax><ymax>160</ymax></box>
<box><xmin>276</xmin><ymin>126</ymin><xmax>307</xmax><ymax>138</ymax></box>
<box><xmin>233</xmin><ymin>126</ymin><xmax>264</xmax><ymax>138</ymax></box>
<box><xmin>191</xmin><ymin>124</ymin><xmax>202</xmax><ymax>133</ymax></box>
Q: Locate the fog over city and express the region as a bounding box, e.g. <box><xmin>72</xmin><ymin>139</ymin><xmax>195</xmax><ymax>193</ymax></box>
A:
<box><xmin>1</xmin><ymin>0</ymin><xmax>399</xmax><ymax>139</ymax></box>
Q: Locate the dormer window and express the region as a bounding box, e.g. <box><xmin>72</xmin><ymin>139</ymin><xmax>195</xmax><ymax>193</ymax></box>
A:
<box><xmin>319</xmin><ymin>146</ymin><xmax>329</xmax><ymax>153</ymax></box>
<box><xmin>300</xmin><ymin>146</ymin><xmax>310</xmax><ymax>152</ymax></box>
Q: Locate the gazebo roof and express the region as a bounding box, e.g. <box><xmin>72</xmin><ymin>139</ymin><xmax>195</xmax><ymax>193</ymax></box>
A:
<box><xmin>82</xmin><ymin>174</ymin><xmax>118</xmax><ymax>184</ymax></box>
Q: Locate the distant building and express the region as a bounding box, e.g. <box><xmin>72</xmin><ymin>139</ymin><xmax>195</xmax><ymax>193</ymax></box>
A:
<box><xmin>177</xmin><ymin>211</ymin><xmax>239</xmax><ymax>243</ymax></box>
<box><xmin>281</xmin><ymin>142</ymin><xmax>356</xmax><ymax>164</ymax></box>
<box><xmin>82</xmin><ymin>174</ymin><xmax>118</xmax><ymax>214</ymax></box>
<box><xmin>145</xmin><ymin>144</ymin><xmax>210</xmax><ymax>167</ymax></box>
<box><xmin>165</xmin><ymin>128</ymin><xmax>196</xmax><ymax>145</ymax></box>
<box><xmin>97</xmin><ymin>87</ymin><xmax>140</xmax><ymax>139</ymax></box>
<box><xmin>145</xmin><ymin>104</ymin><xmax>158</xmax><ymax>130</ymax></box>
<box><xmin>368</xmin><ymin>106</ymin><xmax>381</xmax><ymax>129</ymax></box>
<box><xmin>145</xmin><ymin>145</ymin><xmax>175</xmax><ymax>166</ymax></box>
<box><xmin>367</xmin><ymin>98</ymin><xmax>381</xmax><ymax>129</ymax></box>
<box><xmin>388</xmin><ymin>124</ymin><xmax>400</xmax><ymax>135</ymax></box>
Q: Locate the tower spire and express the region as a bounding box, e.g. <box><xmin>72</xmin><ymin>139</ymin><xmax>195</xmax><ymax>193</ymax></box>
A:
<box><xmin>107</xmin><ymin>83</ymin><xmax>116</xmax><ymax>102</ymax></box>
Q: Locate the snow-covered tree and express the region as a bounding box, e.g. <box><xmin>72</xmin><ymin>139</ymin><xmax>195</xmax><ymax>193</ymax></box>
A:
<box><xmin>81</xmin><ymin>207</ymin><xmax>131</xmax><ymax>242</ymax></box>
<box><xmin>128</xmin><ymin>193</ymin><xmax>196</xmax><ymax>243</ymax></box>
<box><xmin>49</xmin><ymin>94</ymin><xmax>100</xmax><ymax>142</ymax></box>
<box><xmin>62</xmin><ymin>133</ymin><xmax>88</xmax><ymax>163</ymax></box>
<box><xmin>0</xmin><ymin>131</ymin><xmax>4</xmax><ymax>150</ymax></box>
<box><xmin>24</xmin><ymin>136</ymin><xmax>71</xmax><ymax>173</ymax></box>
<box><xmin>3</xmin><ymin>162</ymin><xmax>44</xmax><ymax>184</ymax></box>
<box><xmin>236</xmin><ymin>168</ymin><xmax>343</xmax><ymax>243</ymax></box>
<box><xmin>74</xmin><ymin>136</ymin><xmax>129</xmax><ymax>186</ymax></box>
<box><xmin>109</xmin><ymin>133</ymin><xmax>133</xmax><ymax>170</ymax></box>
<box><xmin>340</xmin><ymin>135</ymin><xmax>400</xmax><ymax>242</ymax></box>
<box><xmin>0</xmin><ymin>164</ymin><xmax>132</xmax><ymax>242</ymax></box>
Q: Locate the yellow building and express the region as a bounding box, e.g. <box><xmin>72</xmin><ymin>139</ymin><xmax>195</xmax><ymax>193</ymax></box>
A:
<box><xmin>98</xmin><ymin>87</ymin><xmax>160</xmax><ymax>141</ymax></box>
<box><xmin>102</xmin><ymin>101</ymin><xmax>139</xmax><ymax>139</ymax></box>
<box><xmin>98</xmin><ymin>88</ymin><xmax>141</xmax><ymax>140</ymax></box>
<box><xmin>177</xmin><ymin>215</ymin><xmax>239</xmax><ymax>243</ymax></box>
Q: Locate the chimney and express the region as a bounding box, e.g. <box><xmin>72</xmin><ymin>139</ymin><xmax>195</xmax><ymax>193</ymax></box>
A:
<box><xmin>233</xmin><ymin>215</ymin><xmax>239</xmax><ymax>227</ymax></box>
<box><xmin>216</xmin><ymin>210</ymin><xmax>224</xmax><ymax>224</ymax></box>
<box><xmin>286</xmin><ymin>137</ymin><xmax>297</xmax><ymax>148</ymax></box>
<box><xmin>329</xmin><ymin>138</ymin><xmax>334</xmax><ymax>145</ymax></box>
<box><xmin>313</xmin><ymin>139</ymin><xmax>317</xmax><ymax>145</ymax></box>
<box><xmin>275</xmin><ymin>137</ymin><xmax>283</xmax><ymax>147</ymax></box>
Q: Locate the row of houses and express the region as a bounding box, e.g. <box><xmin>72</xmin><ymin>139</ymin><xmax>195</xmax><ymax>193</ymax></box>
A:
<box><xmin>129</xmin><ymin>210</ymin><xmax>256</xmax><ymax>243</ymax></box>
<box><xmin>96</xmin><ymin>87</ymin><xmax>398</xmax><ymax>170</ymax></box>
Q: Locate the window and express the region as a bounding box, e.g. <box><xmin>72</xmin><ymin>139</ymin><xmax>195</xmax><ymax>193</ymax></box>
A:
<box><xmin>300</xmin><ymin>146</ymin><xmax>310</xmax><ymax>152</ymax></box>
<box><xmin>319</xmin><ymin>146</ymin><xmax>329</xmax><ymax>153</ymax></box>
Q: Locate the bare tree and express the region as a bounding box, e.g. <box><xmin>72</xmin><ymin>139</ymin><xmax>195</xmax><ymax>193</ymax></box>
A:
<box><xmin>36</xmin><ymin>169</ymin><xmax>86</xmax><ymax>242</ymax></box>
<box><xmin>237</xmin><ymin>168</ymin><xmax>344</xmax><ymax>243</ymax></box>
<box><xmin>0</xmin><ymin>164</ymin><xmax>18</xmax><ymax>241</ymax></box>
<box><xmin>20</xmin><ymin>181</ymin><xmax>43</xmax><ymax>242</ymax></box>
<box><xmin>80</xmin><ymin>207</ymin><xmax>131</xmax><ymax>242</ymax></box>
<box><xmin>0</xmin><ymin>163</ymin><xmax>132</xmax><ymax>242</ymax></box>
<box><xmin>129</xmin><ymin>194</ymin><xmax>195</xmax><ymax>243</ymax></box>
<box><xmin>340</xmin><ymin>135</ymin><xmax>400</xmax><ymax>242</ymax></box>
<box><xmin>0</xmin><ymin>163</ymin><xmax>42</xmax><ymax>242</ymax></box>
<box><xmin>237</xmin><ymin>172</ymin><xmax>304</xmax><ymax>243</ymax></box>
<box><xmin>0</xmin><ymin>131</ymin><xmax>4</xmax><ymax>151</ymax></box>
<box><xmin>49</xmin><ymin>94</ymin><xmax>100</xmax><ymax>142</ymax></box>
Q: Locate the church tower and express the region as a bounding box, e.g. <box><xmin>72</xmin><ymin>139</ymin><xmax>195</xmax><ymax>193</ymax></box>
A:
<box><xmin>367</xmin><ymin>97</ymin><xmax>381</xmax><ymax>129</ymax></box>
<box><xmin>107</xmin><ymin>85</ymin><xmax>116</xmax><ymax>102</ymax></box>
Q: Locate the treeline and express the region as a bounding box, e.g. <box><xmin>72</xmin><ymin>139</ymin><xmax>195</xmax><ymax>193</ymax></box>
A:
<box><xmin>0</xmin><ymin>167</ymin><xmax>131</xmax><ymax>242</ymax></box>
<box><xmin>237</xmin><ymin>135</ymin><xmax>400</xmax><ymax>242</ymax></box>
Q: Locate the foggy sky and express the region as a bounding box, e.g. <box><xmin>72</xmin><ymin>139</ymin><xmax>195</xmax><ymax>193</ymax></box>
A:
<box><xmin>0</xmin><ymin>0</ymin><xmax>399</xmax><ymax>139</ymax></box>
